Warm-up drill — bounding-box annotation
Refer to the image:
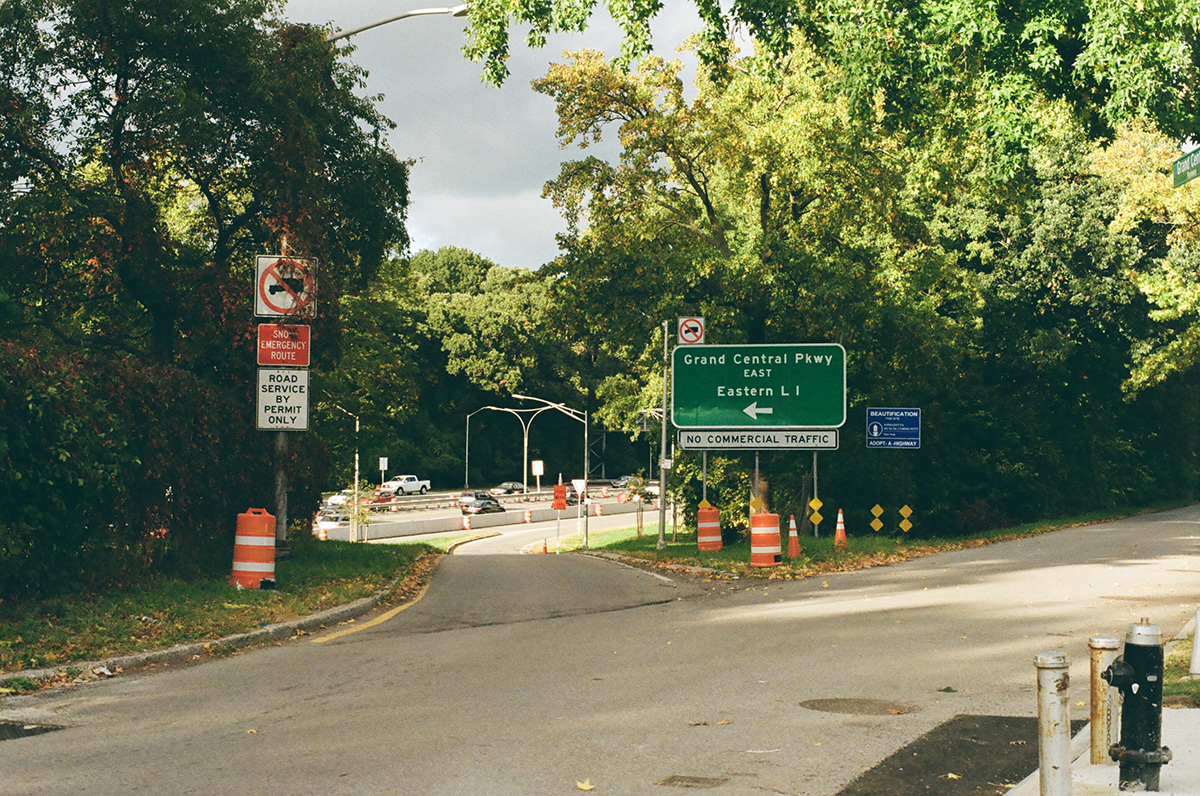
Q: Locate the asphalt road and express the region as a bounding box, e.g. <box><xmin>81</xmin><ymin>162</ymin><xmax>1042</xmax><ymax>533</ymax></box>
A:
<box><xmin>2</xmin><ymin>507</ymin><xmax>1199</xmax><ymax>795</ymax></box>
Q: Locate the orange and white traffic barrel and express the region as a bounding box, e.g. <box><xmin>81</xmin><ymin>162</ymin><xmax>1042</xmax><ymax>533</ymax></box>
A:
<box><xmin>463</xmin><ymin>515</ymin><xmax>471</xmax><ymax>530</ymax></box>
<box><xmin>231</xmin><ymin>508</ymin><xmax>276</xmax><ymax>588</ymax></box>
<box><xmin>749</xmin><ymin>512</ymin><xmax>781</xmax><ymax>567</ymax></box>
<box><xmin>524</xmin><ymin>510</ymin><xmax>532</xmax><ymax>523</ymax></box>
<box><xmin>697</xmin><ymin>506</ymin><xmax>722</xmax><ymax>551</ymax></box>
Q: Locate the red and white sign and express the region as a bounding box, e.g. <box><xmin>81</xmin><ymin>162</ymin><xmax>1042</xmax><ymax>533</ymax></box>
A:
<box><xmin>255</xmin><ymin>255</ymin><xmax>315</xmax><ymax>318</ymax></box>
<box><xmin>257</xmin><ymin>324</ymin><xmax>311</xmax><ymax>367</ymax></box>
<box><xmin>678</xmin><ymin>316</ymin><xmax>705</xmax><ymax>345</ymax></box>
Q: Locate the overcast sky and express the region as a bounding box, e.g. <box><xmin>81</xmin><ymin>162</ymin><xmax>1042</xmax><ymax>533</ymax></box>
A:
<box><xmin>283</xmin><ymin>1</ymin><xmax>704</xmax><ymax>270</ymax></box>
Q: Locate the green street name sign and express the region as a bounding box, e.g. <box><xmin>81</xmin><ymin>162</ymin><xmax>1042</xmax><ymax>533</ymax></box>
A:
<box><xmin>1174</xmin><ymin>149</ymin><xmax>1200</xmax><ymax>188</ymax></box>
<box><xmin>671</xmin><ymin>343</ymin><xmax>846</xmax><ymax>429</ymax></box>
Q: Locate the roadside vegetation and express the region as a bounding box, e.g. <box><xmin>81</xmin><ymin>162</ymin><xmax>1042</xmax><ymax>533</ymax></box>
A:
<box><xmin>4</xmin><ymin>6</ymin><xmax>1200</xmax><ymax>730</ymax></box>
<box><xmin>0</xmin><ymin>535</ymin><xmax>434</xmax><ymax>693</ymax></box>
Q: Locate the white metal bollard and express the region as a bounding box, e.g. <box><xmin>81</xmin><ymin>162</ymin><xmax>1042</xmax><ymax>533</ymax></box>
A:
<box><xmin>1090</xmin><ymin>636</ymin><xmax>1121</xmax><ymax>765</ymax></box>
<box><xmin>1036</xmin><ymin>650</ymin><xmax>1072</xmax><ymax>796</ymax></box>
<box><xmin>1190</xmin><ymin>604</ymin><xmax>1200</xmax><ymax>678</ymax></box>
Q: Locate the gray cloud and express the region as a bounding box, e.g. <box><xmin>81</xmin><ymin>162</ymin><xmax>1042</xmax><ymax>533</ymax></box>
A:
<box><xmin>285</xmin><ymin>1</ymin><xmax>700</xmax><ymax>268</ymax></box>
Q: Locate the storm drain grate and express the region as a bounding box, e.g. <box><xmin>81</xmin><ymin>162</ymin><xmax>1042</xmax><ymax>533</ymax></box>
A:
<box><xmin>657</xmin><ymin>775</ymin><xmax>730</xmax><ymax>788</ymax></box>
<box><xmin>0</xmin><ymin>720</ymin><xmax>64</xmax><ymax>741</ymax></box>
<box><xmin>799</xmin><ymin>698</ymin><xmax>916</xmax><ymax>716</ymax></box>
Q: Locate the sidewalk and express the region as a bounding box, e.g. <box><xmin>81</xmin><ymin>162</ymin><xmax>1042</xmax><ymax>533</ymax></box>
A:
<box><xmin>1010</xmin><ymin>612</ymin><xmax>1198</xmax><ymax>796</ymax></box>
<box><xmin>1008</xmin><ymin>709</ymin><xmax>1200</xmax><ymax>796</ymax></box>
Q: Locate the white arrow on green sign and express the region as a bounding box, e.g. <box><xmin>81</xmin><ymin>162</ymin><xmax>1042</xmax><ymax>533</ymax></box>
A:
<box><xmin>671</xmin><ymin>343</ymin><xmax>846</xmax><ymax>429</ymax></box>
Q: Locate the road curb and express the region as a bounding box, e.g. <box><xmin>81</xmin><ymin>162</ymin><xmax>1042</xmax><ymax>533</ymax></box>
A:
<box><xmin>578</xmin><ymin>550</ymin><xmax>735</xmax><ymax>579</ymax></box>
<box><xmin>3</xmin><ymin>554</ymin><xmax>442</xmax><ymax>691</ymax></box>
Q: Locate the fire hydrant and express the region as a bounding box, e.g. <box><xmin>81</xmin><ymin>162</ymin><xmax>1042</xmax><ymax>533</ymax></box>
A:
<box><xmin>1102</xmin><ymin>618</ymin><xmax>1173</xmax><ymax>791</ymax></box>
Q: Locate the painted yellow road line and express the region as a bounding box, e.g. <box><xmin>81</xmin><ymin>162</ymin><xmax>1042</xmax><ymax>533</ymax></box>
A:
<box><xmin>312</xmin><ymin>578</ymin><xmax>432</xmax><ymax>644</ymax></box>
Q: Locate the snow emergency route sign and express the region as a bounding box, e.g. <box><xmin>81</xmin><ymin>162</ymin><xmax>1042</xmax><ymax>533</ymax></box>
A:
<box><xmin>257</xmin><ymin>324</ymin><xmax>310</xmax><ymax>367</ymax></box>
<box><xmin>255</xmin><ymin>255</ymin><xmax>315</xmax><ymax>318</ymax></box>
<box><xmin>257</xmin><ymin>368</ymin><xmax>309</xmax><ymax>431</ymax></box>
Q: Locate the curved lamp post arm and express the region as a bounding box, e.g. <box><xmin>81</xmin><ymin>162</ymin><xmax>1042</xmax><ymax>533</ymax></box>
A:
<box><xmin>512</xmin><ymin>393</ymin><xmax>590</xmax><ymax>547</ymax></box>
<box><xmin>326</xmin><ymin>4</ymin><xmax>469</xmax><ymax>42</ymax></box>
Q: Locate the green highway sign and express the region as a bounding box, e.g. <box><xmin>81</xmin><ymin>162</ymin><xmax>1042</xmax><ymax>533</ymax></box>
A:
<box><xmin>671</xmin><ymin>343</ymin><xmax>846</xmax><ymax>429</ymax></box>
<box><xmin>1174</xmin><ymin>149</ymin><xmax>1200</xmax><ymax>188</ymax></box>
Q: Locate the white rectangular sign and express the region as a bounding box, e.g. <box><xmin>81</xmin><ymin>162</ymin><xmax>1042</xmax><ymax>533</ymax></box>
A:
<box><xmin>677</xmin><ymin>428</ymin><xmax>839</xmax><ymax>450</ymax></box>
<box><xmin>257</xmin><ymin>368</ymin><xmax>309</xmax><ymax>431</ymax></box>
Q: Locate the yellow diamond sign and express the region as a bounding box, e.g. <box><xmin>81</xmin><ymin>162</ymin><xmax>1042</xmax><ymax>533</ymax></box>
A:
<box><xmin>870</xmin><ymin>518</ymin><xmax>884</xmax><ymax>532</ymax></box>
<box><xmin>900</xmin><ymin>518</ymin><xmax>913</xmax><ymax>533</ymax></box>
<box><xmin>871</xmin><ymin>504</ymin><xmax>884</xmax><ymax>518</ymax></box>
<box><xmin>809</xmin><ymin>498</ymin><xmax>823</xmax><ymax>511</ymax></box>
<box><xmin>699</xmin><ymin>499</ymin><xmax>711</xmax><ymax>509</ymax></box>
<box><xmin>900</xmin><ymin>505</ymin><xmax>913</xmax><ymax>518</ymax></box>
<box><xmin>810</xmin><ymin>510</ymin><xmax>823</xmax><ymax>526</ymax></box>
<box><xmin>750</xmin><ymin>497</ymin><xmax>765</xmax><ymax>512</ymax></box>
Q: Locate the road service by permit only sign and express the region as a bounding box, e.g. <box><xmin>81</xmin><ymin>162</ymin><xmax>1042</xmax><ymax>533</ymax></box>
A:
<box><xmin>672</xmin><ymin>343</ymin><xmax>846</xmax><ymax>429</ymax></box>
<box><xmin>257</xmin><ymin>368</ymin><xmax>309</xmax><ymax>431</ymax></box>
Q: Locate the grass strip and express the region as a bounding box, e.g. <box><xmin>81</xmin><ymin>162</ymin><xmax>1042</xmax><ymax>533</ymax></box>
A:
<box><xmin>0</xmin><ymin>537</ymin><xmax>434</xmax><ymax>683</ymax></box>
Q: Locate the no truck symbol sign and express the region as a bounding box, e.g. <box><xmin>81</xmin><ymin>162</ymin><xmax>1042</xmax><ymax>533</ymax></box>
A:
<box><xmin>678</xmin><ymin>316</ymin><xmax>705</xmax><ymax>345</ymax></box>
<box><xmin>255</xmin><ymin>255</ymin><xmax>315</xmax><ymax>318</ymax></box>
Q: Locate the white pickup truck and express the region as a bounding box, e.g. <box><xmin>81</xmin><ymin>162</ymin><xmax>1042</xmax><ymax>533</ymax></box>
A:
<box><xmin>383</xmin><ymin>475</ymin><xmax>430</xmax><ymax>495</ymax></box>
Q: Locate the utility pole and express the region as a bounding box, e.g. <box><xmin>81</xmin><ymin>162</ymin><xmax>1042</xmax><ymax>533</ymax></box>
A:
<box><xmin>657</xmin><ymin>320</ymin><xmax>670</xmax><ymax>550</ymax></box>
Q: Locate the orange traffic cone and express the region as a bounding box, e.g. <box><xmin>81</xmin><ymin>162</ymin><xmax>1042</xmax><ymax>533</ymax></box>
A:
<box><xmin>543</xmin><ymin>539</ymin><xmax>548</xmax><ymax>554</ymax></box>
<box><xmin>787</xmin><ymin>515</ymin><xmax>800</xmax><ymax>558</ymax></box>
<box><xmin>834</xmin><ymin>509</ymin><xmax>847</xmax><ymax>551</ymax></box>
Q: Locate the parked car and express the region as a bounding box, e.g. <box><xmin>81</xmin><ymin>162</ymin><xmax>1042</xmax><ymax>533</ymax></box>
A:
<box><xmin>490</xmin><ymin>481</ymin><xmax>524</xmax><ymax>495</ymax></box>
<box><xmin>611</xmin><ymin>475</ymin><xmax>636</xmax><ymax>489</ymax></box>
<box><xmin>461</xmin><ymin>496</ymin><xmax>506</xmax><ymax>515</ymax></box>
<box><xmin>458</xmin><ymin>490</ymin><xmax>492</xmax><ymax>503</ymax></box>
<box><xmin>324</xmin><ymin>491</ymin><xmax>352</xmax><ymax>506</ymax></box>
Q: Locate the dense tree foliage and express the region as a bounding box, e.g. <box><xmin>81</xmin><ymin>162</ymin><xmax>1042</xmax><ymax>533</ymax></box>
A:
<box><xmin>533</xmin><ymin>35</ymin><xmax>1200</xmax><ymax>534</ymax></box>
<box><xmin>465</xmin><ymin>1</ymin><xmax>1200</xmax><ymax>145</ymax></box>
<box><xmin>1</xmin><ymin>0</ymin><xmax>406</xmax><ymax>597</ymax></box>
<box><xmin>5</xmin><ymin>1</ymin><xmax>1200</xmax><ymax>599</ymax></box>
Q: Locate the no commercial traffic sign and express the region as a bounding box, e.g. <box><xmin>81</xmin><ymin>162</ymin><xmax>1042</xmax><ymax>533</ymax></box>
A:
<box><xmin>671</xmin><ymin>343</ymin><xmax>846</xmax><ymax>429</ymax></box>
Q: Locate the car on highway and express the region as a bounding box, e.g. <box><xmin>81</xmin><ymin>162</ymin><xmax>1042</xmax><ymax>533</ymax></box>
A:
<box><xmin>314</xmin><ymin>510</ymin><xmax>351</xmax><ymax>536</ymax></box>
<box><xmin>490</xmin><ymin>481</ymin><xmax>524</xmax><ymax>494</ymax></box>
<box><xmin>381</xmin><ymin>475</ymin><xmax>431</xmax><ymax>495</ymax></box>
<box><xmin>611</xmin><ymin>475</ymin><xmax>636</xmax><ymax>489</ymax></box>
<box><xmin>461</xmin><ymin>496</ymin><xmax>506</xmax><ymax>515</ymax></box>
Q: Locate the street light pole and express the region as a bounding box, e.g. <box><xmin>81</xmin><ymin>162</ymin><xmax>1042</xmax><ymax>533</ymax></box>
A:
<box><xmin>465</xmin><ymin>407</ymin><xmax>487</xmax><ymax>489</ymax></box>
<box><xmin>328</xmin><ymin>401</ymin><xmax>361</xmax><ymax>542</ymax></box>
<box><xmin>472</xmin><ymin>405</ymin><xmax>554</xmax><ymax>495</ymax></box>
<box><xmin>512</xmin><ymin>394</ymin><xmax>590</xmax><ymax>548</ymax></box>
<box><xmin>325</xmin><ymin>4</ymin><xmax>470</xmax><ymax>43</ymax></box>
